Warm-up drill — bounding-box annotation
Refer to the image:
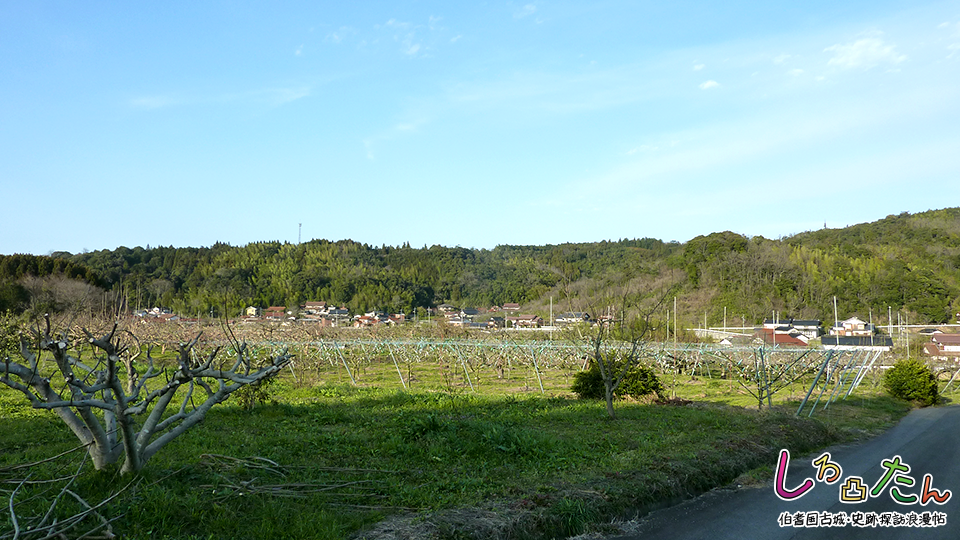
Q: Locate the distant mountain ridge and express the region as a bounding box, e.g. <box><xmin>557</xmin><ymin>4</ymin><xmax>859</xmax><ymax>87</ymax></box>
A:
<box><xmin>1</xmin><ymin>208</ymin><xmax>958</xmax><ymax>326</ymax></box>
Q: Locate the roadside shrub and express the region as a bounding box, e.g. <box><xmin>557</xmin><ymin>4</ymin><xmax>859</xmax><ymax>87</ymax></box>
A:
<box><xmin>572</xmin><ymin>361</ymin><xmax>664</xmax><ymax>400</ymax></box>
<box><xmin>232</xmin><ymin>376</ymin><xmax>280</xmax><ymax>410</ymax></box>
<box><xmin>883</xmin><ymin>359</ymin><xmax>939</xmax><ymax>406</ymax></box>
<box><xmin>0</xmin><ymin>311</ymin><xmax>23</xmax><ymax>360</ymax></box>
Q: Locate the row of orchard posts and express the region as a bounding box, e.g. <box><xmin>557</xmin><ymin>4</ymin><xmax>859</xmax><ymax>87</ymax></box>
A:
<box><xmin>255</xmin><ymin>338</ymin><xmax>591</xmax><ymax>394</ymax></box>
<box><xmin>647</xmin><ymin>344</ymin><xmax>885</xmax><ymax>415</ymax></box>
<box><xmin>238</xmin><ymin>337</ymin><xmax>892</xmax><ymax>413</ymax></box>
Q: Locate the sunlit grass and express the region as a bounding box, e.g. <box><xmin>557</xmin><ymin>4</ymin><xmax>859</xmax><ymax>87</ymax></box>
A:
<box><xmin>0</xmin><ymin>356</ymin><xmax>916</xmax><ymax>540</ymax></box>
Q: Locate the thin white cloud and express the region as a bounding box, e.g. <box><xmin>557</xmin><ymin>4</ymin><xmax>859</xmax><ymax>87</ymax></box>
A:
<box><xmin>693</xmin><ymin>64</ymin><xmax>705</xmax><ymax>71</ymax></box>
<box><xmin>395</xmin><ymin>122</ymin><xmax>420</xmax><ymax>132</ymax></box>
<box><xmin>788</xmin><ymin>69</ymin><xmax>804</xmax><ymax>76</ymax></box>
<box><xmin>544</xmin><ymin>74</ymin><xmax>960</xmax><ymax>227</ymax></box>
<box><xmin>295</xmin><ymin>44</ymin><xmax>303</xmax><ymax>56</ymax></box>
<box><xmin>129</xmin><ymin>85</ymin><xmax>309</xmax><ymax>111</ymax></box>
<box><xmin>515</xmin><ymin>4</ymin><xmax>537</xmax><ymax>19</ymax></box>
<box><xmin>325</xmin><ymin>26</ymin><xmax>354</xmax><ymax>44</ymax></box>
<box><xmin>937</xmin><ymin>21</ymin><xmax>960</xmax><ymax>36</ymax></box>
<box><xmin>324</xmin><ymin>15</ymin><xmax>459</xmax><ymax>57</ymax></box>
<box><xmin>824</xmin><ymin>38</ymin><xmax>906</xmax><ymax>69</ymax></box>
<box><xmin>383</xmin><ymin>18</ymin><xmax>412</xmax><ymax>29</ymax></box>
<box><xmin>699</xmin><ymin>80</ymin><xmax>719</xmax><ymax>90</ymax></box>
<box><xmin>773</xmin><ymin>54</ymin><xmax>792</xmax><ymax>64</ymax></box>
<box><xmin>444</xmin><ymin>67</ymin><xmax>667</xmax><ymax>115</ymax></box>
<box><xmin>363</xmin><ymin>117</ymin><xmax>429</xmax><ymax>160</ymax></box>
<box><xmin>377</xmin><ymin>18</ymin><xmax>437</xmax><ymax>56</ymax></box>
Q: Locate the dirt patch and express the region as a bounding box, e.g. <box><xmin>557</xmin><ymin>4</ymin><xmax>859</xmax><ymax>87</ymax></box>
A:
<box><xmin>654</xmin><ymin>396</ymin><xmax>692</xmax><ymax>406</ymax></box>
<box><xmin>353</xmin><ymin>505</ymin><xmax>536</xmax><ymax>540</ymax></box>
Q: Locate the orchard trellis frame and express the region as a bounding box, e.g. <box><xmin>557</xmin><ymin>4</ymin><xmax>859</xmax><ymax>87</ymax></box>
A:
<box><xmin>124</xmin><ymin>318</ymin><xmax>901</xmax><ymax>406</ymax></box>
<box><xmin>235</xmin><ymin>336</ymin><xmax>892</xmax><ymax>415</ymax></box>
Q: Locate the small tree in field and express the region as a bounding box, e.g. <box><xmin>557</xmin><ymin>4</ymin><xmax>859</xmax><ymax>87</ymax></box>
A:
<box><xmin>883</xmin><ymin>358</ymin><xmax>939</xmax><ymax>406</ymax></box>
<box><xmin>577</xmin><ymin>288</ymin><xmax>673</xmax><ymax>419</ymax></box>
<box><xmin>583</xmin><ymin>320</ymin><xmax>656</xmax><ymax>419</ymax></box>
<box><xmin>571</xmin><ymin>356</ymin><xmax>664</xmax><ymax>401</ymax></box>
<box><xmin>0</xmin><ymin>316</ymin><xmax>292</xmax><ymax>474</ymax></box>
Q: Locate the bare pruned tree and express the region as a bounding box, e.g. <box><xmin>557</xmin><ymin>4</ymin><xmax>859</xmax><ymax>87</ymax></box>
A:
<box><xmin>0</xmin><ymin>316</ymin><xmax>293</xmax><ymax>474</ymax></box>
<box><xmin>19</xmin><ymin>274</ymin><xmax>107</xmax><ymax>319</ymax></box>
<box><xmin>578</xmin><ymin>286</ymin><xmax>676</xmax><ymax>419</ymax></box>
<box><xmin>715</xmin><ymin>346</ymin><xmax>821</xmax><ymax>410</ymax></box>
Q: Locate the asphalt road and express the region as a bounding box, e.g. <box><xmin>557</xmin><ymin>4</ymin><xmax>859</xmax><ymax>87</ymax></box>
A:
<box><xmin>613</xmin><ymin>405</ymin><xmax>960</xmax><ymax>539</ymax></box>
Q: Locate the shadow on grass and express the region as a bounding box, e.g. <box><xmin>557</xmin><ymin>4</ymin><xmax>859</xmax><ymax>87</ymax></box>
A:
<box><xmin>0</xmin><ymin>386</ymin><xmax>914</xmax><ymax>540</ymax></box>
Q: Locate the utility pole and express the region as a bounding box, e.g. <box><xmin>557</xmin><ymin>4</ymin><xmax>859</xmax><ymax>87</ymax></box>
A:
<box><xmin>298</xmin><ymin>223</ymin><xmax>302</xmax><ymax>245</ymax></box>
<box><xmin>673</xmin><ymin>297</ymin><xmax>677</xmax><ymax>349</ymax></box>
<box><xmin>833</xmin><ymin>296</ymin><xmax>839</xmax><ymax>332</ymax></box>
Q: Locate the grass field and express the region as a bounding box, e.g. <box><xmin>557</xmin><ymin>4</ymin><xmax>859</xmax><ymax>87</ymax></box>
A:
<box><xmin>0</xmin><ymin>344</ymin><xmax>935</xmax><ymax>540</ymax></box>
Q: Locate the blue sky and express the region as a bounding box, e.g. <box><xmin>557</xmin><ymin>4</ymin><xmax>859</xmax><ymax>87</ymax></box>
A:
<box><xmin>2</xmin><ymin>1</ymin><xmax>959</xmax><ymax>255</ymax></box>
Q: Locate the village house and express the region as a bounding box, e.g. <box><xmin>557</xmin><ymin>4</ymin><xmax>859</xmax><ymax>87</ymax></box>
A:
<box><xmin>325</xmin><ymin>307</ymin><xmax>350</xmax><ymax>321</ymax></box>
<box><xmin>933</xmin><ymin>333</ymin><xmax>960</xmax><ymax>352</ymax></box>
<box><xmin>264</xmin><ymin>306</ymin><xmax>287</xmax><ymax>321</ymax></box>
<box><xmin>762</xmin><ymin>318</ymin><xmax>823</xmax><ymax>340</ymax></box>
<box><xmin>555</xmin><ymin>312</ymin><xmax>591</xmax><ymax>325</ymax></box>
<box><xmin>924</xmin><ymin>333</ymin><xmax>960</xmax><ymax>360</ymax></box>
<box><xmin>352</xmin><ymin>311</ymin><xmax>404</xmax><ymax>328</ymax></box>
<box><xmin>507</xmin><ymin>315</ymin><xmax>543</xmax><ymax>328</ymax></box>
<box><xmin>816</xmin><ymin>315</ymin><xmax>893</xmax><ymax>349</ymax></box>
<box><xmin>756</xmin><ymin>318</ymin><xmax>813</xmax><ymax>345</ymax></box>
<box><xmin>753</xmin><ymin>328</ymin><xmax>808</xmax><ymax>347</ymax></box>
<box><xmin>301</xmin><ymin>301</ymin><xmax>327</xmax><ymax>315</ymax></box>
<box><xmin>829</xmin><ymin>316</ymin><xmax>876</xmax><ymax>337</ymax></box>
<box><xmin>353</xmin><ymin>315</ymin><xmax>379</xmax><ymax>328</ymax></box>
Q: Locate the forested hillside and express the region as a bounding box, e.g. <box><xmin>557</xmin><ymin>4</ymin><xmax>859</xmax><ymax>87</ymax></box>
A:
<box><xmin>8</xmin><ymin>238</ymin><xmax>676</xmax><ymax>319</ymax></box>
<box><xmin>679</xmin><ymin>209</ymin><xmax>960</xmax><ymax>324</ymax></box>
<box><xmin>2</xmin><ymin>209</ymin><xmax>959</xmax><ymax>326</ymax></box>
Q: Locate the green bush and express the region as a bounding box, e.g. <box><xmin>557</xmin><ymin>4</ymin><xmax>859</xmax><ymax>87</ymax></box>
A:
<box><xmin>571</xmin><ymin>360</ymin><xmax>664</xmax><ymax>400</ymax></box>
<box><xmin>231</xmin><ymin>376</ymin><xmax>280</xmax><ymax>410</ymax></box>
<box><xmin>883</xmin><ymin>359</ymin><xmax>939</xmax><ymax>406</ymax></box>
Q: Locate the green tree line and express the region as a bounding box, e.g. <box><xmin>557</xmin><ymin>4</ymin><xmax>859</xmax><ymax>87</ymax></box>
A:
<box><xmin>2</xmin><ymin>208</ymin><xmax>959</xmax><ymax>325</ymax></box>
